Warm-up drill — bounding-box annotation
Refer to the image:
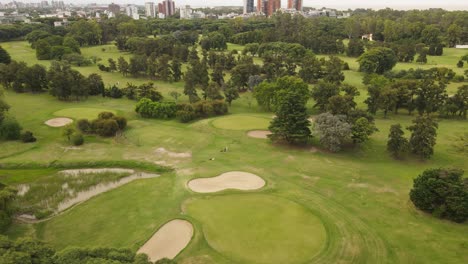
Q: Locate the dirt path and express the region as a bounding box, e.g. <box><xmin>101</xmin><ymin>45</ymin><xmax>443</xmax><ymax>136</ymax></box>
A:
<box><xmin>59</xmin><ymin>168</ymin><xmax>135</xmax><ymax>176</ymax></box>
<box><xmin>247</xmin><ymin>130</ymin><xmax>272</xmax><ymax>139</ymax></box>
<box><xmin>137</xmin><ymin>219</ymin><xmax>193</xmax><ymax>262</ymax></box>
<box><xmin>44</xmin><ymin>117</ymin><xmax>73</xmax><ymax>127</ymax></box>
<box><xmin>188</xmin><ymin>171</ymin><xmax>266</xmax><ymax>193</ymax></box>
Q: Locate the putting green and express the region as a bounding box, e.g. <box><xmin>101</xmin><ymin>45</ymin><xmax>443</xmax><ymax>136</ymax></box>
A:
<box><xmin>211</xmin><ymin>115</ymin><xmax>271</xmax><ymax>130</ymax></box>
<box><xmin>53</xmin><ymin>108</ymin><xmax>116</xmax><ymax>120</ymax></box>
<box><xmin>186</xmin><ymin>194</ymin><xmax>326</xmax><ymax>264</ymax></box>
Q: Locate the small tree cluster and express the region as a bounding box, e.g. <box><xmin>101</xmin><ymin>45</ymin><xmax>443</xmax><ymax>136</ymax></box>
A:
<box><xmin>76</xmin><ymin>112</ymin><xmax>127</xmax><ymax>138</ymax></box>
<box><xmin>410</xmin><ymin>168</ymin><xmax>467</xmax><ymax>223</ymax></box>
<box><xmin>387</xmin><ymin>115</ymin><xmax>438</xmax><ymax>159</ymax></box>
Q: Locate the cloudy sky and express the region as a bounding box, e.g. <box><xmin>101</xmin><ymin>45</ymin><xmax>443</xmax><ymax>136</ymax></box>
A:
<box><xmin>2</xmin><ymin>0</ymin><xmax>467</xmax><ymax>10</ymax></box>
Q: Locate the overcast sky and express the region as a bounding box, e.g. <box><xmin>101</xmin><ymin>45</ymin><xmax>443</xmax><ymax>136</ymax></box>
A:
<box><xmin>2</xmin><ymin>0</ymin><xmax>467</xmax><ymax>10</ymax></box>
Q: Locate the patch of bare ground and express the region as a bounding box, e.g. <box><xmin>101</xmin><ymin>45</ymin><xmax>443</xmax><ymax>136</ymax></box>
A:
<box><xmin>188</xmin><ymin>171</ymin><xmax>265</xmax><ymax>193</ymax></box>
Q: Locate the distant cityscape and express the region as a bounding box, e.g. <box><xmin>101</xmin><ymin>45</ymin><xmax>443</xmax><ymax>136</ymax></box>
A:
<box><xmin>0</xmin><ymin>0</ymin><xmax>352</xmax><ymax>25</ymax></box>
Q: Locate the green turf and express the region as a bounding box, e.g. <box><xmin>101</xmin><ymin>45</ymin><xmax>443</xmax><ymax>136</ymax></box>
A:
<box><xmin>186</xmin><ymin>194</ymin><xmax>327</xmax><ymax>264</ymax></box>
<box><xmin>0</xmin><ymin>42</ymin><xmax>467</xmax><ymax>264</ymax></box>
<box><xmin>211</xmin><ymin>115</ymin><xmax>271</xmax><ymax>130</ymax></box>
<box><xmin>53</xmin><ymin>107</ymin><xmax>117</xmax><ymax>120</ymax></box>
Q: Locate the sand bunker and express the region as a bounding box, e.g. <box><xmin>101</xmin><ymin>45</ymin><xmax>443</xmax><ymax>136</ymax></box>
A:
<box><xmin>247</xmin><ymin>130</ymin><xmax>272</xmax><ymax>139</ymax></box>
<box><xmin>188</xmin><ymin>171</ymin><xmax>265</xmax><ymax>193</ymax></box>
<box><xmin>44</xmin><ymin>117</ymin><xmax>73</xmax><ymax>127</ymax></box>
<box><xmin>138</xmin><ymin>219</ymin><xmax>193</xmax><ymax>262</ymax></box>
<box><xmin>59</xmin><ymin>168</ymin><xmax>135</xmax><ymax>176</ymax></box>
<box><xmin>56</xmin><ymin>172</ymin><xmax>159</xmax><ymax>212</ymax></box>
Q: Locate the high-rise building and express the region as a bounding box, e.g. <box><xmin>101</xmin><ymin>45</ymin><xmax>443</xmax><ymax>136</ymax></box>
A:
<box><xmin>145</xmin><ymin>2</ymin><xmax>156</xmax><ymax>17</ymax></box>
<box><xmin>180</xmin><ymin>5</ymin><xmax>192</xmax><ymax>19</ymax></box>
<box><xmin>257</xmin><ymin>0</ymin><xmax>280</xmax><ymax>16</ymax></box>
<box><xmin>243</xmin><ymin>0</ymin><xmax>254</xmax><ymax>14</ymax></box>
<box><xmin>108</xmin><ymin>3</ymin><xmax>120</xmax><ymax>15</ymax></box>
<box><xmin>287</xmin><ymin>0</ymin><xmax>302</xmax><ymax>11</ymax></box>
<box><xmin>126</xmin><ymin>5</ymin><xmax>139</xmax><ymax>19</ymax></box>
<box><xmin>158</xmin><ymin>0</ymin><xmax>175</xmax><ymax>18</ymax></box>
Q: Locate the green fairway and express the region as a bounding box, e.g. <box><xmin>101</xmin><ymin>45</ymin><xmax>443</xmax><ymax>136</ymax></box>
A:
<box><xmin>1</xmin><ymin>40</ymin><xmax>467</xmax><ymax>264</ymax></box>
<box><xmin>211</xmin><ymin>115</ymin><xmax>271</xmax><ymax>130</ymax></box>
<box><xmin>186</xmin><ymin>194</ymin><xmax>327</xmax><ymax>264</ymax></box>
<box><xmin>54</xmin><ymin>107</ymin><xmax>117</xmax><ymax>120</ymax></box>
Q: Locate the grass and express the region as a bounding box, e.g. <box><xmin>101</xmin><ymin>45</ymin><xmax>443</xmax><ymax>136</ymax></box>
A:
<box><xmin>0</xmin><ymin>41</ymin><xmax>467</xmax><ymax>264</ymax></box>
<box><xmin>53</xmin><ymin>107</ymin><xmax>117</xmax><ymax>120</ymax></box>
<box><xmin>186</xmin><ymin>194</ymin><xmax>327</xmax><ymax>264</ymax></box>
<box><xmin>211</xmin><ymin>115</ymin><xmax>271</xmax><ymax>130</ymax></box>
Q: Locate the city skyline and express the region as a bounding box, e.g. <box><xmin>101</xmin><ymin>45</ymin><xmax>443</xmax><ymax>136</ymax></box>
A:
<box><xmin>0</xmin><ymin>0</ymin><xmax>466</xmax><ymax>10</ymax></box>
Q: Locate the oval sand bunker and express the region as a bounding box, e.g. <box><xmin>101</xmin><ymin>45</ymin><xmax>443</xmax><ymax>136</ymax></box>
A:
<box><xmin>247</xmin><ymin>130</ymin><xmax>272</xmax><ymax>139</ymax></box>
<box><xmin>138</xmin><ymin>219</ymin><xmax>193</xmax><ymax>262</ymax></box>
<box><xmin>45</xmin><ymin>117</ymin><xmax>73</xmax><ymax>127</ymax></box>
<box><xmin>188</xmin><ymin>171</ymin><xmax>265</xmax><ymax>193</ymax></box>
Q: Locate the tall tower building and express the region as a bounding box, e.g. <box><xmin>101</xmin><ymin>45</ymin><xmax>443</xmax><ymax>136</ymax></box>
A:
<box><xmin>267</xmin><ymin>0</ymin><xmax>281</xmax><ymax>16</ymax></box>
<box><xmin>244</xmin><ymin>0</ymin><xmax>254</xmax><ymax>14</ymax></box>
<box><xmin>108</xmin><ymin>3</ymin><xmax>121</xmax><ymax>15</ymax></box>
<box><xmin>287</xmin><ymin>0</ymin><xmax>302</xmax><ymax>11</ymax></box>
<box><xmin>145</xmin><ymin>2</ymin><xmax>156</xmax><ymax>17</ymax></box>
<box><xmin>158</xmin><ymin>0</ymin><xmax>175</xmax><ymax>17</ymax></box>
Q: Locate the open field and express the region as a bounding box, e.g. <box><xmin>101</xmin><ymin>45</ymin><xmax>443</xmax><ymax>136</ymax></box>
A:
<box><xmin>0</xmin><ymin>41</ymin><xmax>467</xmax><ymax>263</ymax></box>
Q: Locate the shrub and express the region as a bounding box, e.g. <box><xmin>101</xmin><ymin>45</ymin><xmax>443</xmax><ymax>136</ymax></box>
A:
<box><xmin>70</xmin><ymin>133</ymin><xmax>84</xmax><ymax>146</ymax></box>
<box><xmin>135</xmin><ymin>98</ymin><xmax>177</xmax><ymax>119</ymax></box>
<box><xmin>113</xmin><ymin>116</ymin><xmax>127</xmax><ymax>130</ymax></box>
<box><xmin>20</xmin><ymin>131</ymin><xmax>36</xmax><ymax>143</ymax></box>
<box><xmin>0</xmin><ymin>116</ymin><xmax>21</xmax><ymax>140</ymax></box>
<box><xmin>98</xmin><ymin>112</ymin><xmax>115</xmax><ymax>120</ymax></box>
<box><xmin>410</xmin><ymin>168</ymin><xmax>468</xmax><ymax>223</ymax></box>
<box><xmin>77</xmin><ymin>119</ymin><xmax>92</xmax><ymax>133</ymax></box>
<box><xmin>342</xmin><ymin>62</ymin><xmax>350</xmax><ymax>70</ymax></box>
<box><xmin>457</xmin><ymin>60</ymin><xmax>464</xmax><ymax>68</ymax></box>
<box><xmin>93</xmin><ymin>119</ymin><xmax>119</xmax><ymax>137</ymax></box>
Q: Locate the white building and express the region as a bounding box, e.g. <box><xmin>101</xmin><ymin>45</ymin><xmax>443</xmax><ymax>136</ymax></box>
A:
<box><xmin>180</xmin><ymin>5</ymin><xmax>192</xmax><ymax>19</ymax></box>
<box><xmin>145</xmin><ymin>2</ymin><xmax>156</xmax><ymax>18</ymax></box>
<box><xmin>126</xmin><ymin>5</ymin><xmax>139</xmax><ymax>19</ymax></box>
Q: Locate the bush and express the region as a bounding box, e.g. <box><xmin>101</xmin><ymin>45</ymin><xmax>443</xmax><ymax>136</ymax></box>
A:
<box><xmin>457</xmin><ymin>60</ymin><xmax>464</xmax><ymax>68</ymax></box>
<box><xmin>20</xmin><ymin>131</ymin><xmax>36</xmax><ymax>143</ymax></box>
<box><xmin>135</xmin><ymin>98</ymin><xmax>177</xmax><ymax>119</ymax></box>
<box><xmin>93</xmin><ymin>119</ymin><xmax>119</xmax><ymax>137</ymax></box>
<box><xmin>70</xmin><ymin>133</ymin><xmax>84</xmax><ymax>146</ymax></box>
<box><xmin>0</xmin><ymin>116</ymin><xmax>22</xmax><ymax>140</ymax></box>
<box><xmin>113</xmin><ymin>116</ymin><xmax>127</xmax><ymax>130</ymax></box>
<box><xmin>98</xmin><ymin>112</ymin><xmax>115</xmax><ymax>120</ymax></box>
<box><xmin>410</xmin><ymin>168</ymin><xmax>468</xmax><ymax>223</ymax></box>
<box><xmin>342</xmin><ymin>62</ymin><xmax>350</xmax><ymax>70</ymax></box>
<box><xmin>77</xmin><ymin>119</ymin><xmax>92</xmax><ymax>133</ymax></box>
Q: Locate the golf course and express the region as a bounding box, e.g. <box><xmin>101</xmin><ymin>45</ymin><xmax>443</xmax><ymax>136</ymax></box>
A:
<box><xmin>0</xmin><ymin>35</ymin><xmax>467</xmax><ymax>263</ymax></box>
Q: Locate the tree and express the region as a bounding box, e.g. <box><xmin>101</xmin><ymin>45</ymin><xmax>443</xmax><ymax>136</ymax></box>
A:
<box><xmin>204</xmin><ymin>82</ymin><xmax>223</xmax><ymax>101</ymax></box>
<box><xmin>87</xmin><ymin>73</ymin><xmax>105</xmax><ymax>96</ymax></box>
<box><xmin>254</xmin><ymin>76</ymin><xmax>310</xmax><ymax>112</ymax></box>
<box><xmin>408</xmin><ymin>114</ymin><xmax>438</xmax><ymax>159</ymax></box>
<box><xmin>22</xmin><ymin>64</ymin><xmax>47</xmax><ymax>93</ymax></box>
<box><xmin>0</xmin><ymin>186</ymin><xmax>17</xmax><ymax>231</ymax></box>
<box><xmin>410</xmin><ymin>168</ymin><xmax>468</xmax><ymax>223</ymax></box>
<box><xmin>170</xmin><ymin>91</ymin><xmax>181</xmax><ymax>102</ymax></box>
<box><xmin>447</xmin><ymin>24</ymin><xmax>462</xmax><ymax>47</ymax></box>
<box><xmin>457</xmin><ymin>60</ymin><xmax>464</xmax><ymax>68</ymax></box>
<box><xmin>224</xmin><ymin>82</ymin><xmax>240</xmax><ymax>106</ymax></box>
<box><xmin>117</xmin><ymin>56</ymin><xmax>129</xmax><ymax>76</ymax></box>
<box><xmin>137</xmin><ymin>82</ymin><xmax>163</xmax><ymax>102</ymax></box>
<box><xmin>378</xmin><ymin>86</ymin><xmax>398</xmax><ymax>118</ymax></box>
<box><xmin>184</xmin><ymin>66</ymin><xmax>200</xmax><ymax>103</ymax></box>
<box><xmin>416</xmin><ymin>50</ymin><xmax>428</xmax><ymax>64</ymax></box>
<box><xmin>346</xmin><ymin>38</ymin><xmax>365</xmax><ymax>57</ymax></box>
<box><xmin>414</xmin><ymin>79</ymin><xmax>447</xmax><ymax>115</ymax></box>
<box><xmin>171</xmin><ymin>58</ymin><xmax>182</xmax><ymax>82</ymax></box>
<box><xmin>311</xmin><ymin>81</ymin><xmax>340</xmax><ymax>112</ymax></box>
<box><xmin>387</xmin><ymin>124</ymin><xmax>409</xmax><ymax>158</ymax></box>
<box><xmin>0</xmin><ymin>45</ymin><xmax>11</xmax><ymax>64</ymax></box>
<box><xmin>323</xmin><ymin>56</ymin><xmax>345</xmax><ymax>84</ymax></box>
<box><xmin>299</xmin><ymin>54</ymin><xmax>322</xmax><ymax>84</ymax></box>
<box><xmin>211</xmin><ymin>63</ymin><xmax>225</xmax><ymax>86</ymax></box>
<box><xmin>269</xmin><ymin>84</ymin><xmax>311</xmax><ymax>144</ymax></box>
<box><xmin>230</xmin><ymin>57</ymin><xmax>261</xmax><ymax>91</ymax></box>
<box><xmin>314</xmin><ymin>113</ymin><xmax>352</xmax><ymax>152</ymax></box>
<box><xmin>108</xmin><ymin>58</ymin><xmax>117</xmax><ymax>72</ymax></box>
<box><xmin>351</xmin><ymin>117</ymin><xmax>375</xmax><ymax>144</ymax></box>
<box><xmin>327</xmin><ymin>95</ymin><xmax>355</xmax><ymax>115</ymax></box>
<box><xmin>358</xmin><ymin>47</ymin><xmax>398</xmax><ymax>74</ymax></box>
